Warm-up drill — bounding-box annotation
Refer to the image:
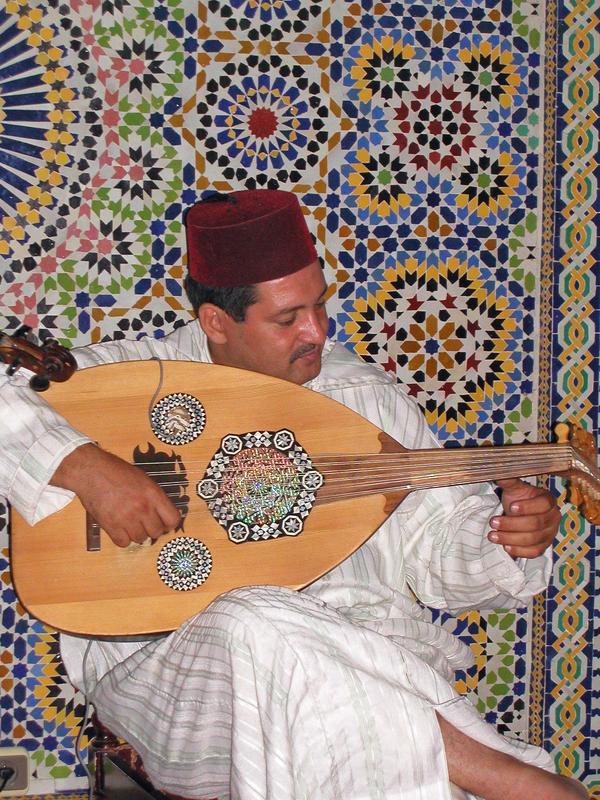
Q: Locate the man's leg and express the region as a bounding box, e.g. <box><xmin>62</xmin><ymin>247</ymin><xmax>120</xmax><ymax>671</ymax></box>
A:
<box><xmin>437</xmin><ymin>715</ymin><xmax>588</xmax><ymax>800</ymax></box>
<box><xmin>90</xmin><ymin>586</ymin><xmax>575</xmax><ymax>800</ymax></box>
<box><xmin>90</xmin><ymin>587</ymin><xmax>455</xmax><ymax>798</ymax></box>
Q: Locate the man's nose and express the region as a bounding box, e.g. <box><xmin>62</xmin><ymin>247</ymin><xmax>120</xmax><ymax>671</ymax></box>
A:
<box><xmin>303</xmin><ymin>310</ymin><xmax>328</xmax><ymax>343</ymax></box>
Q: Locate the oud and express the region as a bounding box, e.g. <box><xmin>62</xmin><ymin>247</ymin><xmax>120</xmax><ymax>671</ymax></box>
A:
<box><xmin>5</xmin><ymin>355</ymin><xmax>600</xmax><ymax>638</ymax></box>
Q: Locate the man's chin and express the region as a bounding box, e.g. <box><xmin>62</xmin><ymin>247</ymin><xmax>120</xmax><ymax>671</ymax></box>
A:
<box><xmin>294</xmin><ymin>356</ymin><xmax>322</xmax><ymax>385</ymax></box>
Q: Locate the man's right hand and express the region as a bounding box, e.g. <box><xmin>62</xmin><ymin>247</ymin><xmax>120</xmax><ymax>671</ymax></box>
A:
<box><xmin>51</xmin><ymin>443</ymin><xmax>181</xmax><ymax>547</ymax></box>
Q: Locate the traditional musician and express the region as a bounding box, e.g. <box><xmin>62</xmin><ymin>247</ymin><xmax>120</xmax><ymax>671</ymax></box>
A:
<box><xmin>0</xmin><ymin>190</ymin><xmax>587</xmax><ymax>799</ymax></box>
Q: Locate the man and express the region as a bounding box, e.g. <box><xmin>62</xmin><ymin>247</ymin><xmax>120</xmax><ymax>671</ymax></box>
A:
<box><xmin>0</xmin><ymin>190</ymin><xmax>587</xmax><ymax>799</ymax></box>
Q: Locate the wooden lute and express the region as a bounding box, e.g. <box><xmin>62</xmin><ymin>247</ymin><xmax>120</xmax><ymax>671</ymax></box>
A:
<box><xmin>6</xmin><ymin>356</ymin><xmax>600</xmax><ymax>638</ymax></box>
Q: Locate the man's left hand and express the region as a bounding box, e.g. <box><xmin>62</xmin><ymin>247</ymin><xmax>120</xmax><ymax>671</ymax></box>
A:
<box><xmin>488</xmin><ymin>478</ymin><xmax>561</xmax><ymax>558</ymax></box>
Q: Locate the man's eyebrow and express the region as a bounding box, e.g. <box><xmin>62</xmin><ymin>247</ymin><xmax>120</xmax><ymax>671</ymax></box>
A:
<box><xmin>271</xmin><ymin>285</ymin><xmax>329</xmax><ymax>317</ymax></box>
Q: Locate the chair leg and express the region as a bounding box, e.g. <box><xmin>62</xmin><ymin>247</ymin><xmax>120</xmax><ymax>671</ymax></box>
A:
<box><xmin>89</xmin><ymin>711</ymin><xmax>121</xmax><ymax>798</ymax></box>
<box><xmin>87</xmin><ymin>710</ymin><xmax>207</xmax><ymax>800</ymax></box>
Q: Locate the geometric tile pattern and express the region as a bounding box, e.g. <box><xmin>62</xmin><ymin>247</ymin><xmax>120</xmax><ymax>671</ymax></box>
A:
<box><xmin>0</xmin><ymin>0</ymin><xmax>597</xmax><ymax>794</ymax></box>
<box><xmin>543</xmin><ymin>0</ymin><xmax>600</xmax><ymax>793</ymax></box>
<box><xmin>337</xmin><ymin>254</ymin><xmax>536</xmax><ymax>438</ymax></box>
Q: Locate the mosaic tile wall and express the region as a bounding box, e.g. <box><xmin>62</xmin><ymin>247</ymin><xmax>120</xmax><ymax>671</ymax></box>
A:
<box><xmin>0</xmin><ymin>0</ymin><xmax>597</xmax><ymax>794</ymax></box>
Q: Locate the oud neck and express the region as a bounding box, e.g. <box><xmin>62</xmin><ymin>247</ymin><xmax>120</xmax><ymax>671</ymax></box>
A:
<box><xmin>394</xmin><ymin>442</ymin><xmax>575</xmax><ymax>490</ymax></box>
<box><xmin>313</xmin><ymin>442</ymin><xmax>581</xmax><ymax>503</ymax></box>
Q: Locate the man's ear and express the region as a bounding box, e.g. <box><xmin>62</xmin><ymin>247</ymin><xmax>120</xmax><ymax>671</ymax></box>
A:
<box><xmin>197</xmin><ymin>303</ymin><xmax>232</xmax><ymax>345</ymax></box>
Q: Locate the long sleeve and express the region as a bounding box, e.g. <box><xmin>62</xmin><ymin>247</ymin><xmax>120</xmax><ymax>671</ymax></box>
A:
<box><xmin>396</xmin><ymin>478</ymin><xmax>551</xmax><ymax>613</ymax></box>
<box><xmin>309</xmin><ymin>346</ymin><xmax>552</xmax><ymax>616</ymax></box>
<box><xmin>353</xmin><ymin>380</ymin><xmax>550</xmax><ymax>612</ymax></box>
<box><xmin>0</xmin><ymin>369</ymin><xmax>91</xmax><ymax>523</ymax></box>
<box><xmin>0</xmin><ymin>321</ymin><xmax>207</xmax><ymax>525</ymax></box>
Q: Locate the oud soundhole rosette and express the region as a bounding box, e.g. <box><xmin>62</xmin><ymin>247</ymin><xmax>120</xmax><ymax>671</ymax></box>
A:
<box><xmin>197</xmin><ymin>429</ymin><xmax>323</xmax><ymax>543</ymax></box>
<box><xmin>151</xmin><ymin>393</ymin><xmax>206</xmax><ymax>446</ymax></box>
<box><xmin>156</xmin><ymin>536</ymin><xmax>212</xmax><ymax>591</ymax></box>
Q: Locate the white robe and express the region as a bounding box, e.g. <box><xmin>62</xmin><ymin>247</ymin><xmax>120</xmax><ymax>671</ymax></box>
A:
<box><xmin>0</xmin><ymin>321</ymin><xmax>554</xmax><ymax>799</ymax></box>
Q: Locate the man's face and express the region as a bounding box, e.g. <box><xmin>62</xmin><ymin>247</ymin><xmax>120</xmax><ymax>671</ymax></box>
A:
<box><xmin>209</xmin><ymin>259</ymin><xmax>329</xmax><ymax>385</ymax></box>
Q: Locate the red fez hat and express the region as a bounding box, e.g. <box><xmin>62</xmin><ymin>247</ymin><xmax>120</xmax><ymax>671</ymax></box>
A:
<box><xmin>185</xmin><ymin>189</ymin><xmax>318</xmax><ymax>287</ymax></box>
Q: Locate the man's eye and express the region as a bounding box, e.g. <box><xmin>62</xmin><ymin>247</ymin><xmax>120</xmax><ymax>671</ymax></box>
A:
<box><xmin>278</xmin><ymin>317</ymin><xmax>295</xmax><ymax>327</ymax></box>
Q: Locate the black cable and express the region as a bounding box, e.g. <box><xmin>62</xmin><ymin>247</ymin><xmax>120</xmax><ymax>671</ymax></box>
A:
<box><xmin>75</xmin><ymin>641</ymin><xmax>94</xmax><ymax>800</ymax></box>
<box><xmin>0</xmin><ymin>765</ymin><xmax>15</xmax><ymax>793</ymax></box>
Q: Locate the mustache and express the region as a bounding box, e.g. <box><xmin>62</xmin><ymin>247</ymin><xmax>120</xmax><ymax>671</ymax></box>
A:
<box><xmin>290</xmin><ymin>343</ymin><xmax>321</xmax><ymax>363</ymax></box>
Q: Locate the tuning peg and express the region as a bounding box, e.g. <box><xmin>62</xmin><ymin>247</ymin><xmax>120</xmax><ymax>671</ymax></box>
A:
<box><xmin>29</xmin><ymin>374</ymin><xmax>50</xmax><ymax>392</ymax></box>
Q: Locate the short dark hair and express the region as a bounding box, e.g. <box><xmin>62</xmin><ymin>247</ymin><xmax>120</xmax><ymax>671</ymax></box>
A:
<box><xmin>184</xmin><ymin>274</ymin><xmax>258</xmax><ymax>322</ymax></box>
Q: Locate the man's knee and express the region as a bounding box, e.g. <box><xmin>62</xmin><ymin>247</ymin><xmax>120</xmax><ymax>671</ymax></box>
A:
<box><xmin>198</xmin><ymin>585</ymin><xmax>328</xmax><ymax>648</ymax></box>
